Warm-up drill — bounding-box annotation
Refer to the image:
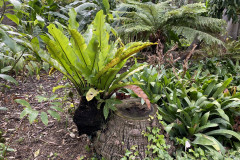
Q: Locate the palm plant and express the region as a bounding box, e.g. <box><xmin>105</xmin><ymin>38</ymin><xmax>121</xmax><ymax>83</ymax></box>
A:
<box><xmin>115</xmin><ymin>0</ymin><xmax>225</xmax><ymax>48</ymax></box>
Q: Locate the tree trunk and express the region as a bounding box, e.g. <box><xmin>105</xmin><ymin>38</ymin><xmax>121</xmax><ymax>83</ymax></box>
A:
<box><xmin>94</xmin><ymin>98</ymin><xmax>174</xmax><ymax>160</ymax></box>
<box><xmin>223</xmin><ymin>10</ymin><xmax>240</xmax><ymax>40</ymax></box>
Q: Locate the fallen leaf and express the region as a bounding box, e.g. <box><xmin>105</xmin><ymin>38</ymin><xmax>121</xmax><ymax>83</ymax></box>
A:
<box><xmin>124</xmin><ymin>85</ymin><xmax>151</xmax><ymax>109</ymax></box>
<box><xmin>70</xmin><ymin>132</ymin><xmax>75</xmax><ymax>138</ymax></box>
<box><xmin>34</xmin><ymin>149</ymin><xmax>40</xmax><ymax>158</ymax></box>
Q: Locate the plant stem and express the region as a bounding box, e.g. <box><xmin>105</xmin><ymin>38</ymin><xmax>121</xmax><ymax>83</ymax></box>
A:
<box><xmin>0</xmin><ymin>0</ymin><xmax>6</xmax><ymax>24</ymax></box>
<box><xmin>9</xmin><ymin>49</ymin><xmax>26</xmax><ymax>74</ymax></box>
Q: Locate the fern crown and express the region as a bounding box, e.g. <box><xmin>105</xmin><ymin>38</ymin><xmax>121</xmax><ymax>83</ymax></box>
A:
<box><xmin>116</xmin><ymin>0</ymin><xmax>225</xmax><ymax>46</ymax></box>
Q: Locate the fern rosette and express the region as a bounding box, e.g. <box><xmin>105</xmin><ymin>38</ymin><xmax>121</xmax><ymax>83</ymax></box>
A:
<box><xmin>31</xmin><ymin>10</ymin><xmax>156</xmax><ymax>121</ymax></box>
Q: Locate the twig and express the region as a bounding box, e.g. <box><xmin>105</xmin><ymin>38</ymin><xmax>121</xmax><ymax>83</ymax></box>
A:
<box><xmin>9</xmin><ymin>49</ymin><xmax>27</xmax><ymax>74</ymax></box>
<box><xmin>37</xmin><ymin>138</ymin><xmax>59</xmax><ymax>146</ymax></box>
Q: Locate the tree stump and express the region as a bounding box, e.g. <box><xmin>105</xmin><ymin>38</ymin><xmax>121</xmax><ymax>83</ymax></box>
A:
<box><xmin>94</xmin><ymin>98</ymin><xmax>174</xmax><ymax>160</ymax></box>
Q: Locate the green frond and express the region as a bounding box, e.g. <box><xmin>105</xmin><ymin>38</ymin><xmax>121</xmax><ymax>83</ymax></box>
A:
<box><xmin>194</xmin><ymin>16</ymin><xmax>225</xmax><ymax>33</ymax></box>
<box><xmin>123</xmin><ymin>25</ymin><xmax>153</xmax><ymax>34</ymax></box>
<box><xmin>116</xmin><ymin>1</ymin><xmax>224</xmax><ymax>47</ymax></box>
<box><xmin>172</xmin><ymin>26</ymin><xmax>224</xmax><ymax>46</ymax></box>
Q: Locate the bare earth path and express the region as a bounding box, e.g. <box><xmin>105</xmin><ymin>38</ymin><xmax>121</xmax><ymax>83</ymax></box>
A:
<box><xmin>0</xmin><ymin>72</ymin><xmax>93</xmax><ymax>160</ymax></box>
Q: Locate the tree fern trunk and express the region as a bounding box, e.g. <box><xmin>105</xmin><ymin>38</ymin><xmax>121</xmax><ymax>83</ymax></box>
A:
<box><xmin>223</xmin><ymin>10</ymin><xmax>240</xmax><ymax>40</ymax></box>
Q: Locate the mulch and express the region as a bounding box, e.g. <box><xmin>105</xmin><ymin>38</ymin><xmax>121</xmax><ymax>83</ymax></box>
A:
<box><xmin>0</xmin><ymin>71</ymin><xmax>94</xmax><ymax>160</ymax></box>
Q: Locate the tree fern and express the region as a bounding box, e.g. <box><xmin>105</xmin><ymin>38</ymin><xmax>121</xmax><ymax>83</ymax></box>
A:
<box><xmin>172</xmin><ymin>26</ymin><xmax>224</xmax><ymax>46</ymax></box>
<box><xmin>116</xmin><ymin>0</ymin><xmax>225</xmax><ymax>47</ymax></box>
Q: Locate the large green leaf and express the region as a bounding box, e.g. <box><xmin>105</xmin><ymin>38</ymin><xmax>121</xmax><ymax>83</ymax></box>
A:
<box><xmin>31</xmin><ymin>38</ymin><xmax>71</xmax><ymax>80</ymax></box>
<box><xmin>40</xmin><ymin>112</ymin><xmax>48</xmax><ymax>126</ymax></box>
<box><xmin>193</xmin><ymin>134</ymin><xmax>224</xmax><ymax>152</ymax></box>
<box><xmin>212</xmin><ymin>77</ymin><xmax>233</xmax><ymax>99</ymax></box>
<box><xmin>0</xmin><ymin>74</ymin><xmax>17</xmax><ymax>85</ymax></box>
<box><xmin>216</xmin><ymin>108</ymin><xmax>229</xmax><ymax>122</ymax></box>
<box><xmin>68</xmin><ymin>8</ymin><xmax>79</xmax><ymax>30</ymax></box>
<box><xmin>222</xmin><ymin>100</ymin><xmax>240</xmax><ymax>110</ymax></box>
<box><xmin>96</xmin><ymin>42</ymin><xmax>156</xmax><ymax>79</ymax></box>
<box><xmin>29</xmin><ymin>110</ymin><xmax>39</xmax><ymax>124</ymax></box>
<box><xmin>15</xmin><ymin>99</ymin><xmax>30</xmax><ymax>108</ymax></box>
<box><xmin>200</xmin><ymin>111</ymin><xmax>209</xmax><ymax>126</ymax></box>
<box><xmin>206</xmin><ymin>129</ymin><xmax>240</xmax><ymax>142</ymax></box>
<box><xmin>9</xmin><ymin>0</ymin><xmax>22</xmax><ymax>10</ymax></box>
<box><xmin>112</xmin><ymin>63</ymin><xmax>148</xmax><ymax>86</ymax></box>
<box><xmin>92</xmin><ymin>10</ymin><xmax>109</xmax><ymax>71</ymax></box>
<box><xmin>68</xmin><ymin>29</ymin><xmax>89</xmax><ymax>70</ymax></box>
<box><xmin>5</xmin><ymin>13</ymin><xmax>19</xmax><ymax>25</ymax></box>
<box><xmin>0</xmin><ymin>29</ymin><xmax>20</xmax><ymax>53</ymax></box>
<box><xmin>195</xmin><ymin>123</ymin><xmax>218</xmax><ymax>133</ymax></box>
<box><xmin>40</xmin><ymin>33</ymin><xmax>83</xmax><ymax>92</ymax></box>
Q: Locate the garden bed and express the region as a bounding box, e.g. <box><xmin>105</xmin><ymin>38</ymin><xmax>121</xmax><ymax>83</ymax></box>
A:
<box><xmin>0</xmin><ymin>72</ymin><xmax>94</xmax><ymax>159</ymax></box>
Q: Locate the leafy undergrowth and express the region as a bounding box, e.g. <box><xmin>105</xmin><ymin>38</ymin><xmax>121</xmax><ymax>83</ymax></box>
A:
<box><xmin>0</xmin><ymin>71</ymin><xmax>94</xmax><ymax>160</ymax></box>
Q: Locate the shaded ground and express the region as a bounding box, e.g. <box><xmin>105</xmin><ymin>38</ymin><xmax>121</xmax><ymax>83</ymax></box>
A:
<box><xmin>0</xmin><ymin>72</ymin><xmax>94</xmax><ymax>160</ymax></box>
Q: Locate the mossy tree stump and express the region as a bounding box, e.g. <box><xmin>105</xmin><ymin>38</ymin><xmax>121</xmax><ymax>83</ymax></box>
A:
<box><xmin>94</xmin><ymin>98</ymin><xmax>173</xmax><ymax>160</ymax></box>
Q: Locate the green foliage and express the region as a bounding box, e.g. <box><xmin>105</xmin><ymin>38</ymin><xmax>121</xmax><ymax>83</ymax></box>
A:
<box><xmin>0</xmin><ymin>143</ymin><xmax>15</xmax><ymax>160</ymax></box>
<box><xmin>32</xmin><ymin>10</ymin><xmax>155</xmax><ymax>117</ymax></box>
<box><xmin>116</xmin><ymin>1</ymin><xmax>225</xmax><ymax>47</ymax></box>
<box><xmin>0</xmin><ymin>130</ymin><xmax>15</xmax><ymax>160</ymax></box>
<box><xmin>125</xmin><ymin>65</ymin><xmax>166</xmax><ymax>104</ymax></box>
<box><xmin>0</xmin><ymin>25</ymin><xmax>48</xmax><ymax>80</ymax></box>
<box><xmin>121</xmin><ymin>114</ymin><xmax>172</xmax><ymax>160</ymax></box>
<box><xmin>15</xmin><ymin>94</ymin><xmax>64</xmax><ymax>125</ymax></box>
<box><xmin>126</xmin><ymin>60</ymin><xmax>240</xmax><ymax>156</ymax></box>
<box><xmin>225</xmin><ymin>39</ymin><xmax>240</xmax><ymax>59</ymax></box>
<box><xmin>201</xmin><ymin>58</ymin><xmax>240</xmax><ymax>86</ymax></box>
<box><xmin>207</xmin><ymin>0</ymin><xmax>240</xmax><ymax>23</ymax></box>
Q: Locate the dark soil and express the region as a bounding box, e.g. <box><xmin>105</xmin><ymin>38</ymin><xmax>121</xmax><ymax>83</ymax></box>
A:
<box><xmin>0</xmin><ymin>72</ymin><xmax>94</xmax><ymax>160</ymax></box>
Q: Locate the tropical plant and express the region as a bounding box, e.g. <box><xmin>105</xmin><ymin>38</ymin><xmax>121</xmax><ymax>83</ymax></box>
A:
<box><xmin>15</xmin><ymin>94</ymin><xmax>64</xmax><ymax>126</ymax></box>
<box><xmin>201</xmin><ymin>58</ymin><xmax>240</xmax><ymax>86</ymax></box>
<box><xmin>53</xmin><ymin>0</ymin><xmax>113</xmax><ymax>31</ymax></box>
<box><xmin>31</xmin><ymin>9</ymin><xmax>156</xmax><ymax>119</ymax></box>
<box><xmin>115</xmin><ymin>0</ymin><xmax>225</xmax><ymax>49</ymax></box>
<box><xmin>0</xmin><ymin>24</ymin><xmax>49</xmax><ymax>81</ymax></box>
<box><xmin>125</xmin><ymin>65</ymin><xmax>172</xmax><ymax>104</ymax></box>
<box><xmin>158</xmin><ymin>76</ymin><xmax>240</xmax><ymax>154</ymax></box>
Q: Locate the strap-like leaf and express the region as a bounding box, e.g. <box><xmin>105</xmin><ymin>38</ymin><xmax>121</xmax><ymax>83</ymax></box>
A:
<box><xmin>0</xmin><ymin>74</ymin><xmax>18</xmax><ymax>85</ymax></box>
<box><xmin>206</xmin><ymin>129</ymin><xmax>240</xmax><ymax>142</ymax></box>
<box><xmin>113</xmin><ymin>63</ymin><xmax>148</xmax><ymax>86</ymax></box>
<box><xmin>96</xmin><ymin>42</ymin><xmax>156</xmax><ymax>79</ymax></box>
<box><xmin>212</xmin><ymin>77</ymin><xmax>233</xmax><ymax>99</ymax></box>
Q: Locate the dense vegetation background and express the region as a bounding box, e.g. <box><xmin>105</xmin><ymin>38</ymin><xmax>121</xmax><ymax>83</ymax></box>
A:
<box><xmin>0</xmin><ymin>0</ymin><xmax>240</xmax><ymax>159</ymax></box>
